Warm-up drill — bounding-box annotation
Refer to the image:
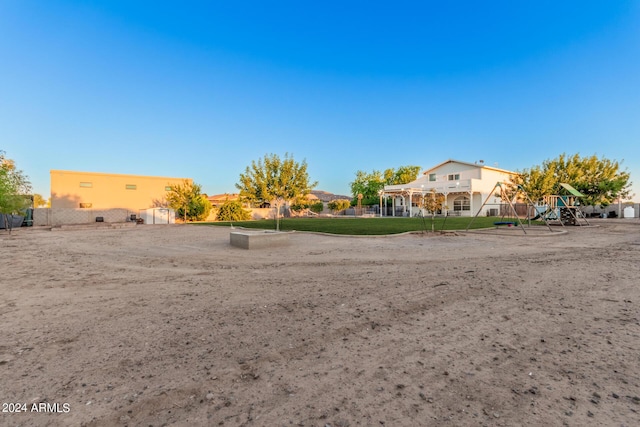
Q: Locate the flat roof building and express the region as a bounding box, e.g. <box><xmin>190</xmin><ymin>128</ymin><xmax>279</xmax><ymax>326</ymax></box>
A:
<box><xmin>50</xmin><ymin>170</ymin><xmax>192</xmax><ymax>211</ymax></box>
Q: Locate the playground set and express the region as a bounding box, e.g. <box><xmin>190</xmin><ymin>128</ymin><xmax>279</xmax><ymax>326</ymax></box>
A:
<box><xmin>466</xmin><ymin>182</ymin><xmax>589</xmax><ymax>234</ymax></box>
<box><xmin>534</xmin><ymin>183</ymin><xmax>590</xmax><ymax>226</ymax></box>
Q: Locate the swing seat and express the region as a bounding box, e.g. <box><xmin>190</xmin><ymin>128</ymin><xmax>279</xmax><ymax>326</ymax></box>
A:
<box><xmin>494</xmin><ymin>221</ymin><xmax>515</xmax><ymax>227</ymax></box>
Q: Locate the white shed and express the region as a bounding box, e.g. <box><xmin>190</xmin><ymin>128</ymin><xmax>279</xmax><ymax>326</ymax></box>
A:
<box><xmin>139</xmin><ymin>208</ymin><xmax>175</xmax><ymax>224</ymax></box>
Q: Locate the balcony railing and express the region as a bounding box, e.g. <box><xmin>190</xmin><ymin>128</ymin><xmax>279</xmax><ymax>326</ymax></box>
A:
<box><xmin>384</xmin><ymin>179</ymin><xmax>473</xmax><ymax>194</ymax></box>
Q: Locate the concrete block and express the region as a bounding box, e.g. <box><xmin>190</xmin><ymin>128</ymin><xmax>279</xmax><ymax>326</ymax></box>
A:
<box><xmin>230</xmin><ymin>230</ymin><xmax>290</xmax><ymax>249</ymax></box>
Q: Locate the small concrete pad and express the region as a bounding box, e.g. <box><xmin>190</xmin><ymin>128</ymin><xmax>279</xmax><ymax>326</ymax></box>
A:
<box><xmin>230</xmin><ymin>230</ymin><xmax>290</xmax><ymax>249</ymax></box>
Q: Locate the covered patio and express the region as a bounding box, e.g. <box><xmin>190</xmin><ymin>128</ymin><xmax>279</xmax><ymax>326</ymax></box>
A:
<box><xmin>380</xmin><ymin>180</ymin><xmax>477</xmax><ymax>217</ymax></box>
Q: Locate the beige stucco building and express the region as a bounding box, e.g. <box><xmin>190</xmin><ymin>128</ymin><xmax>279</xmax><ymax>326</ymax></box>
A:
<box><xmin>50</xmin><ymin>170</ymin><xmax>192</xmax><ymax>211</ymax></box>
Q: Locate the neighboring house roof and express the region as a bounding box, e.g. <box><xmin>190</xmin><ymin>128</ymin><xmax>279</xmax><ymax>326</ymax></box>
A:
<box><xmin>310</xmin><ymin>190</ymin><xmax>352</xmax><ymax>202</ymax></box>
<box><xmin>207</xmin><ymin>193</ymin><xmax>239</xmax><ymax>204</ymax></box>
<box><xmin>421</xmin><ymin>159</ymin><xmax>516</xmax><ymax>176</ymax></box>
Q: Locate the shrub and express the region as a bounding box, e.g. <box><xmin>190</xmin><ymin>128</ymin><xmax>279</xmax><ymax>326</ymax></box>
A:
<box><xmin>309</xmin><ymin>201</ymin><xmax>324</xmax><ymax>214</ymax></box>
<box><xmin>216</xmin><ymin>199</ymin><xmax>251</xmax><ymax>221</ymax></box>
<box><xmin>328</xmin><ymin>199</ymin><xmax>351</xmax><ymax>213</ymax></box>
<box><xmin>290</xmin><ymin>200</ymin><xmax>310</xmax><ymax>212</ymax></box>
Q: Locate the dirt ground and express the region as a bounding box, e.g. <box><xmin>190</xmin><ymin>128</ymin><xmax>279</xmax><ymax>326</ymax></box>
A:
<box><xmin>1</xmin><ymin>220</ymin><xmax>639</xmax><ymax>427</ymax></box>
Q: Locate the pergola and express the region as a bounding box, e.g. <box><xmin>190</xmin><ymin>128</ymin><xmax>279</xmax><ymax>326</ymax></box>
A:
<box><xmin>380</xmin><ymin>180</ymin><xmax>475</xmax><ymax>217</ymax></box>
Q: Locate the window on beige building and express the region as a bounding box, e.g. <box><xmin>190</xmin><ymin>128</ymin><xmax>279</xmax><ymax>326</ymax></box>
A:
<box><xmin>126</xmin><ymin>184</ymin><xmax>137</xmax><ymax>190</ymax></box>
<box><xmin>79</xmin><ymin>182</ymin><xmax>93</xmax><ymax>188</ymax></box>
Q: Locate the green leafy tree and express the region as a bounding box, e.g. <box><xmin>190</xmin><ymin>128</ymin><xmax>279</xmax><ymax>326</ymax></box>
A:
<box><xmin>328</xmin><ymin>199</ymin><xmax>351</xmax><ymax>213</ymax></box>
<box><xmin>350</xmin><ymin>170</ymin><xmax>385</xmax><ymax>205</ymax></box>
<box><xmin>0</xmin><ymin>151</ymin><xmax>32</xmax><ymax>233</ymax></box>
<box><xmin>351</xmin><ymin>165</ymin><xmax>421</xmax><ymax>205</ymax></box>
<box><xmin>166</xmin><ymin>180</ymin><xmax>210</xmax><ymax>222</ymax></box>
<box><xmin>188</xmin><ymin>194</ymin><xmax>212</xmax><ymax>221</ymax></box>
<box><xmin>514</xmin><ymin>153</ymin><xmax>631</xmax><ymax>206</ymax></box>
<box><xmin>216</xmin><ymin>198</ymin><xmax>251</xmax><ymax>221</ymax></box>
<box><xmin>388</xmin><ymin>165</ymin><xmax>421</xmax><ymax>185</ymax></box>
<box><xmin>236</xmin><ymin>153</ymin><xmax>317</xmax><ymax>230</ymax></box>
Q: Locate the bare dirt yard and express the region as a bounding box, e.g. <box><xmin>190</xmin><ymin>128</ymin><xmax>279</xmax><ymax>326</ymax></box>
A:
<box><xmin>1</xmin><ymin>220</ymin><xmax>639</xmax><ymax>426</ymax></box>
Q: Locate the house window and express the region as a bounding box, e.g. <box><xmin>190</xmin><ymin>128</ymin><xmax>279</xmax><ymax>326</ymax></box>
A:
<box><xmin>79</xmin><ymin>203</ymin><xmax>92</xmax><ymax>208</ymax></box>
<box><xmin>165</xmin><ymin>186</ymin><xmax>172</xmax><ymax>191</ymax></box>
<box><xmin>448</xmin><ymin>174</ymin><xmax>460</xmax><ymax>181</ymax></box>
<box><xmin>453</xmin><ymin>196</ymin><xmax>470</xmax><ymax>211</ymax></box>
<box><xmin>126</xmin><ymin>184</ymin><xmax>137</xmax><ymax>190</ymax></box>
<box><xmin>429</xmin><ymin>173</ymin><xmax>436</xmax><ymax>182</ymax></box>
<box><xmin>79</xmin><ymin>182</ymin><xmax>93</xmax><ymax>188</ymax></box>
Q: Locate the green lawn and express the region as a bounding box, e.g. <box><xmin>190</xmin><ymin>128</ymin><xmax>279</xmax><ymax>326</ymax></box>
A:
<box><xmin>195</xmin><ymin>216</ymin><xmax>519</xmax><ymax>235</ymax></box>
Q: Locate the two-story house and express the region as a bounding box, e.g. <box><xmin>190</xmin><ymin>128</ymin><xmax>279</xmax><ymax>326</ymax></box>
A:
<box><xmin>381</xmin><ymin>159</ymin><xmax>517</xmax><ymax>217</ymax></box>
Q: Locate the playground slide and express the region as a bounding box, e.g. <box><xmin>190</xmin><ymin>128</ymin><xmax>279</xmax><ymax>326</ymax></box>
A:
<box><xmin>528</xmin><ymin>207</ymin><xmax>554</xmax><ymax>221</ymax></box>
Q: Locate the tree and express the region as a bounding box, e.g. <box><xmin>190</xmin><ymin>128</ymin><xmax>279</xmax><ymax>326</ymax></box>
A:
<box><xmin>350</xmin><ymin>170</ymin><xmax>385</xmax><ymax>206</ymax></box>
<box><xmin>165</xmin><ymin>180</ymin><xmax>210</xmax><ymax>222</ymax></box>
<box><xmin>350</xmin><ymin>165</ymin><xmax>421</xmax><ymax>205</ymax></box>
<box><xmin>513</xmin><ymin>153</ymin><xmax>632</xmax><ymax>206</ymax></box>
<box><xmin>188</xmin><ymin>194</ymin><xmax>212</xmax><ymax>221</ymax></box>
<box><xmin>388</xmin><ymin>165</ymin><xmax>422</xmax><ymax>185</ymax></box>
<box><xmin>236</xmin><ymin>153</ymin><xmax>317</xmax><ymax>231</ymax></box>
<box><xmin>0</xmin><ymin>151</ymin><xmax>32</xmax><ymax>233</ymax></box>
<box><xmin>421</xmin><ymin>188</ymin><xmax>445</xmax><ymax>232</ymax></box>
<box><xmin>216</xmin><ymin>199</ymin><xmax>251</xmax><ymax>221</ymax></box>
<box><xmin>33</xmin><ymin>194</ymin><xmax>47</xmax><ymax>208</ymax></box>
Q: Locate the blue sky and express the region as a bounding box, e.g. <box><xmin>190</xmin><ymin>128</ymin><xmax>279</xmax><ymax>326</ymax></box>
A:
<box><xmin>2</xmin><ymin>1</ymin><xmax>639</xmax><ymax>200</ymax></box>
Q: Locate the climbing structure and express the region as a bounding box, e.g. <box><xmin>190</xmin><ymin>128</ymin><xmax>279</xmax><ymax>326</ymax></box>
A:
<box><xmin>536</xmin><ymin>183</ymin><xmax>590</xmax><ymax>226</ymax></box>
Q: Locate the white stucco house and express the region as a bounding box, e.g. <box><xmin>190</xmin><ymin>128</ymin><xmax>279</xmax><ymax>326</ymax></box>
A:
<box><xmin>381</xmin><ymin>159</ymin><xmax>518</xmax><ymax>217</ymax></box>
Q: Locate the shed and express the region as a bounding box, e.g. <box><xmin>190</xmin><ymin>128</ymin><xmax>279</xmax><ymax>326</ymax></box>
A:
<box><xmin>139</xmin><ymin>208</ymin><xmax>175</xmax><ymax>224</ymax></box>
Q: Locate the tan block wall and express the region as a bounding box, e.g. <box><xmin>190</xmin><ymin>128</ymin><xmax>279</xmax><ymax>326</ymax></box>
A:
<box><xmin>33</xmin><ymin>208</ymin><xmax>51</xmax><ymax>226</ymax></box>
<box><xmin>250</xmin><ymin>208</ymin><xmax>275</xmax><ymax>220</ymax></box>
<box><xmin>50</xmin><ymin>170</ymin><xmax>191</xmax><ymax>211</ymax></box>
<box><xmin>34</xmin><ymin>208</ymin><xmax>133</xmax><ymax>226</ymax></box>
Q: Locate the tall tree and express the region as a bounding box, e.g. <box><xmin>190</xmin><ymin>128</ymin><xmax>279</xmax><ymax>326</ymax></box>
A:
<box><xmin>0</xmin><ymin>151</ymin><xmax>32</xmax><ymax>233</ymax></box>
<box><xmin>389</xmin><ymin>165</ymin><xmax>421</xmax><ymax>185</ymax></box>
<box><xmin>166</xmin><ymin>180</ymin><xmax>210</xmax><ymax>222</ymax></box>
<box><xmin>350</xmin><ymin>170</ymin><xmax>385</xmax><ymax>205</ymax></box>
<box><xmin>350</xmin><ymin>165</ymin><xmax>421</xmax><ymax>205</ymax></box>
<box><xmin>513</xmin><ymin>153</ymin><xmax>631</xmax><ymax>206</ymax></box>
<box><xmin>236</xmin><ymin>153</ymin><xmax>317</xmax><ymax>231</ymax></box>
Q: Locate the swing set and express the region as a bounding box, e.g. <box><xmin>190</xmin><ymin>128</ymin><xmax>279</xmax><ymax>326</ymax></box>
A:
<box><xmin>466</xmin><ymin>182</ymin><xmax>555</xmax><ymax>234</ymax></box>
